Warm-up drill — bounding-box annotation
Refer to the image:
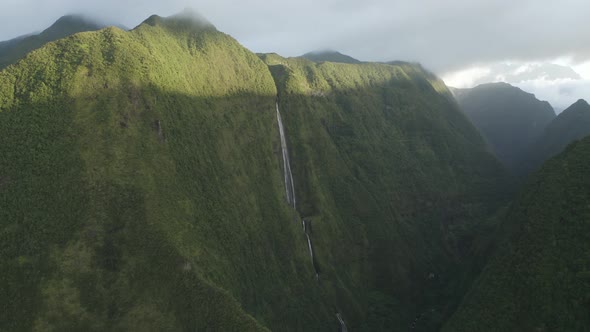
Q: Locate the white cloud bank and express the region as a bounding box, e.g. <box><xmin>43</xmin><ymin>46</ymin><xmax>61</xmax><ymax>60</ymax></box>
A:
<box><xmin>443</xmin><ymin>59</ymin><xmax>590</xmax><ymax>112</ymax></box>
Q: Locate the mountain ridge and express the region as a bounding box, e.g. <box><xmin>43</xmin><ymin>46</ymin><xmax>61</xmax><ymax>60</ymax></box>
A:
<box><xmin>0</xmin><ymin>14</ymin><xmax>107</xmax><ymax>69</ymax></box>
<box><xmin>0</xmin><ymin>10</ymin><xmax>519</xmax><ymax>331</ymax></box>
<box><xmin>301</xmin><ymin>50</ymin><xmax>361</xmax><ymax>64</ymax></box>
<box><xmin>524</xmin><ymin>98</ymin><xmax>590</xmax><ymax>173</ymax></box>
<box><xmin>452</xmin><ymin>82</ymin><xmax>556</xmax><ymax>173</ymax></box>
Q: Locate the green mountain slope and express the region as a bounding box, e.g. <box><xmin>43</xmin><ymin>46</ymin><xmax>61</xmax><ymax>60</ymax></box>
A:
<box><xmin>453</xmin><ymin>82</ymin><xmax>556</xmax><ymax>173</ymax></box>
<box><xmin>444</xmin><ymin>136</ymin><xmax>590</xmax><ymax>332</ymax></box>
<box><xmin>0</xmin><ymin>12</ymin><xmax>332</xmax><ymax>332</ymax></box>
<box><xmin>0</xmin><ymin>11</ymin><xmax>511</xmax><ymax>331</ymax></box>
<box><xmin>0</xmin><ymin>15</ymin><xmax>105</xmax><ymax>69</ymax></box>
<box><xmin>525</xmin><ymin>99</ymin><xmax>590</xmax><ymax>173</ymax></box>
<box><xmin>301</xmin><ymin>50</ymin><xmax>361</xmax><ymax>64</ymax></box>
<box><xmin>261</xmin><ymin>54</ymin><xmax>510</xmax><ymax>330</ymax></box>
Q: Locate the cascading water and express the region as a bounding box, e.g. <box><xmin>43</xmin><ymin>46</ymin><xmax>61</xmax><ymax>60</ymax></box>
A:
<box><xmin>275</xmin><ymin>101</ymin><xmax>346</xmax><ymax>330</ymax></box>
<box><xmin>303</xmin><ymin>219</ymin><xmax>320</xmax><ymax>279</ymax></box>
<box><xmin>276</xmin><ymin>102</ymin><xmax>296</xmax><ymax>208</ymax></box>
<box><xmin>276</xmin><ymin>102</ymin><xmax>318</xmax><ymax>276</ymax></box>
<box><xmin>336</xmin><ymin>313</ymin><xmax>348</xmax><ymax>332</ymax></box>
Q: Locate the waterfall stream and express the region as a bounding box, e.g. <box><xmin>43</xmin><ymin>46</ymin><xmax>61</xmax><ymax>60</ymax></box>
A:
<box><xmin>336</xmin><ymin>313</ymin><xmax>348</xmax><ymax>332</ymax></box>
<box><xmin>276</xmin><ymin>103</ymin><xmax>318</xmax><ymax>275</ymax></box>
<box><xmin>276</xmin><ymin>101</ymin><xmax>345</xmax><ymax>330</ymax></box>
<box><xmin>303</xmin><ymin>219</ymin><xmax>320</xmax><ymax>279</ymax></box>
<box><xmin>276</xmin><ymin>102</ymin><xmax>296</xmax><ymax>208</ymax></box>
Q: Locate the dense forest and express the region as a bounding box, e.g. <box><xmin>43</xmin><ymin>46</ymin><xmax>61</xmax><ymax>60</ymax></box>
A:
<box><xmin>0</xmin><ymin>10</ymin><xmax>588</xmax><ymax>332</ymax></box>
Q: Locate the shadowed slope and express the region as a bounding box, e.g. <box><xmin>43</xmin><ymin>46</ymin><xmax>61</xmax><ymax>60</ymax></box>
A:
<box><xmin>0</xmin><ymin>13</ymin><xmax>333</xmax><ymax>331</ymax></box>
<box><xmin>444</xmin><ymin>136</ymin><xmax>590</xmax><ymax>332</ymax></box>
<box><xmin>525</xmin><ymin>99</ymin><xmax>590</xmax><ymax>173</ymax></box>
<box><xmin>453</xmin><ymin>82</ymin><xmax>556</xmax><ymax>173</ymax></box>
<box><xmin>261</xmin><ymin>54</ymin><xmax>510</xmax><ymax>330</ymax></box>
<box><xmin>1</xmin><ymin>11</ymin><xmax>512</xmax><ymax>331</ymax></box>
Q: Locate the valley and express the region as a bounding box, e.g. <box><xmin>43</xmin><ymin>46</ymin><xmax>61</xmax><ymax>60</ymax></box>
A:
<box><xmin>0</xmin><ymin>8</ymin><xmax>588</xmax><ymax>332</ymax></box>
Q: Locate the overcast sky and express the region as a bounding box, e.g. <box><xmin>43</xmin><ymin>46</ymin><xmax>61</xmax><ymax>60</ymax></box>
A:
<box><xmin>1</xmin><ymin>0</ymin><xmax>589</xmax><ymax>109</ymax></box>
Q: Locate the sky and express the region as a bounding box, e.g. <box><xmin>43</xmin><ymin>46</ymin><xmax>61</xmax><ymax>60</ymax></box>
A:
<box><xmin>0</xmin><ymin>0</ymin><xmax>589</xmax><ymax>110</ymax></box>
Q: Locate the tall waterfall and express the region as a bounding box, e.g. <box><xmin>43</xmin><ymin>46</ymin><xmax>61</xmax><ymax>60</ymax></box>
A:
<box><xmin>303</xmin><ymin>219</ymin><xmax>320</xmax><ymax>279</ymax></box>
<box><xmin>276</xmin><ymin>102</ymin><xmax>296</xmax><ymax>208</ymax></box>
<box><xmin>336</xmin><ymin>313</ymin><xmax>348</xmax><ymax>332</ymax></box>
<box><xmin>275</xmin><ymin>101</ymin><xmax>346</xmax><ymax>330</ymax></box>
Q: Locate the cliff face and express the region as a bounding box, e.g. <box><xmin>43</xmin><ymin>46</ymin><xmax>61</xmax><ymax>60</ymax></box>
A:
<box><xmin>0</xmin><ymin>12</ymin><xmax>511</xmax><ymax>331</ymax></box>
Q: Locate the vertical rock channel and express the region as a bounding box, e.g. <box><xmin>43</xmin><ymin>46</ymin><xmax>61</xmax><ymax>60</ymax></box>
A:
<box><xmin>276</xmin><ymin>102</ymin><xmax>296</xmax><ymax>209</ymax></box>
<box><xmin>275</xmin><ymin>101</ymin><xmax>346</xmax><ymax>330</ymax></box>
<box><xmin>276</xmin><ymin>102</ymin><xmax>317</xmax><ymax>272</ymax></box>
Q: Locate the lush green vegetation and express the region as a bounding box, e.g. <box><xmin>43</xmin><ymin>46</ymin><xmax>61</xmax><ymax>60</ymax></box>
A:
<box><xmin>453</xmin><ymin>82</ymin><xmax>556</xmax><ymax>174</ymax></box>
<box><xmin>0</xmin><ymin>13</ymin><xmax>332</xmax><ymax>331</ymax></box>
<box><xmin>261</xmin><ymin>54</ymin><xmax>511</xmax><ymax>330</ymax></box>
<box><xmin>525</xmin><ymin>99</ymin><xmax>590</xmax><ymax>173</ymax></box>
<box><xmin>444</xmin><ymin>136</ymin><xmax>590</xmax><ymax>332</ymax></box>
<box><xmin>0</xmin><ymin>15</ymin><xmax>105</xmax><ymax>70</ymax></box>
<box><xmin>0</xmin><ymin>11</ymin><xmax>515</xmax><ymax>331</ymax></box>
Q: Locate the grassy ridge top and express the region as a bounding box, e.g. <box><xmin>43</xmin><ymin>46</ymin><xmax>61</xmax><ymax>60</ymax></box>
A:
<box><xmin>261</xmin><ymin>53</ymin><xmax>451</xmax><ymax>97</ymax></box>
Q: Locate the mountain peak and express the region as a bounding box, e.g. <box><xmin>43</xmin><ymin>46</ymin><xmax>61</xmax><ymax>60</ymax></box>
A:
<box><xmin>49</xmin><ymin>14</ymin><xmax>102</xmax><ymax>29</ymax></box>
<box><xmin>454</xmin><ymin>81</ymin><xmax>556</xmax><ymax>173</ymax></box>
<box><xmin>140</xmin><ymin>9</ymin><xmax>215</xmax><ymax>31</ymax></box>
<box><xmin>0</xmin><ymin>14</ymin><xmax>106</xmax><ymax>69</ymax></box>
<box><xmin>172</xmin><ymin>7</ymin><xmax>211</xmax><ymax>22</ymax></box>
<box><xmin>301</xmin><ymin>50</ymin><xmax>361</xmax><ymax>64</ymax></box>
<box><xmin>41</xmin><ymin>14</ymin><xmax>104</xmax><ymax>40</ymax></box>
<box><xmin>53</xmin><ymin>14</ymin><xmax>90</xmax><ymax>24</ymax></box>
<box><xmin>562</xmin><ymin>98</ymin><xmax>590</xmax><ymax>115</ymax></box>
<box><xmin>574</xmin><ymin>98</ymin><xmax>589</xmax><ymax>107</ymax></box>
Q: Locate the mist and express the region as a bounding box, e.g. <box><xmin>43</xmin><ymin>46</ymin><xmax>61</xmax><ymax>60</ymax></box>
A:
<box><xmin>1</xmin><ymin>0</ymin><xmax>589</xmax><ymax>73</ymax></box>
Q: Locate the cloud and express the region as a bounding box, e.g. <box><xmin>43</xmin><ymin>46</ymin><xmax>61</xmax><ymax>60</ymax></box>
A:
<box><xmin>514</xmin><ymin>79</ymin><xmax>590</xmax><ymax>112</ymax></box>
<box><xmin>445</xmin><ymin>62</ymin><xmax>582</xmax><ymax>86</ymax></box>
<box><xmin>0</xmin><ymin>0</ymin><xmax>590</xmax><ymax>74</ymax></box>
<box><xmin>443</xmin><ymin>60</ymin><xmax>590</xmax><ymax>112</ymax></box>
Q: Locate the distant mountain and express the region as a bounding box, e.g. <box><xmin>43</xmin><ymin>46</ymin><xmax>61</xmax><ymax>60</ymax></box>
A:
<box><xmin>453</xmin><ymin>82</ymin><xmax>556</xmax><ymax>173</ymax></box>
<box><xmin>444</xmin><ymin>136</ymin><xmax>590</xmax><ymax>331</ymax></box>
<box><xmin>525</xmin><ymin>99</ymin><xmax>590</xmax><ymax>172</ymax></box>
<box><xmin>301</xmin><ymin>50</ymin><xmax>361</xmax><ymax>64</ymax></box>
<box><xmin>0</xmin><ymin>15</ymin><xmax>106</xmax><ymax>69</ymax></box>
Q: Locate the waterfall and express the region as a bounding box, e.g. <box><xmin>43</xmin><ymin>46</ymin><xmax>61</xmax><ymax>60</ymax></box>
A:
<box><xmin>305</xmin><ymin>233</ymin><xmax>314</xmax><ymax>260</ymax></box>
<box><xmin>303</xmin><ymin>221</ymin><xmax>314</xmax><ymax>259</ymax></box>
<box><xmin>276</xmin><ymin>102</ymin><xmax>296</xmax><ymax>208</ymax></box>
<box><xmin>276</xmin><ymin>104</ymin><xmax>319</xmax><ymax>277</ymax></box>
<box><xmin>275</xmin><ymin>101</ymin><xmax>342</xmax><ymax>329</ymax></box>
<box><xmin>336</xmin><ymin>313</ymin><xmax>348</xmax><ymax>332</ymax></box>
<box><xmin>303</xmin><ymin>219</ymin><xmax>320</xmax><ymax>279</ymax></box>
